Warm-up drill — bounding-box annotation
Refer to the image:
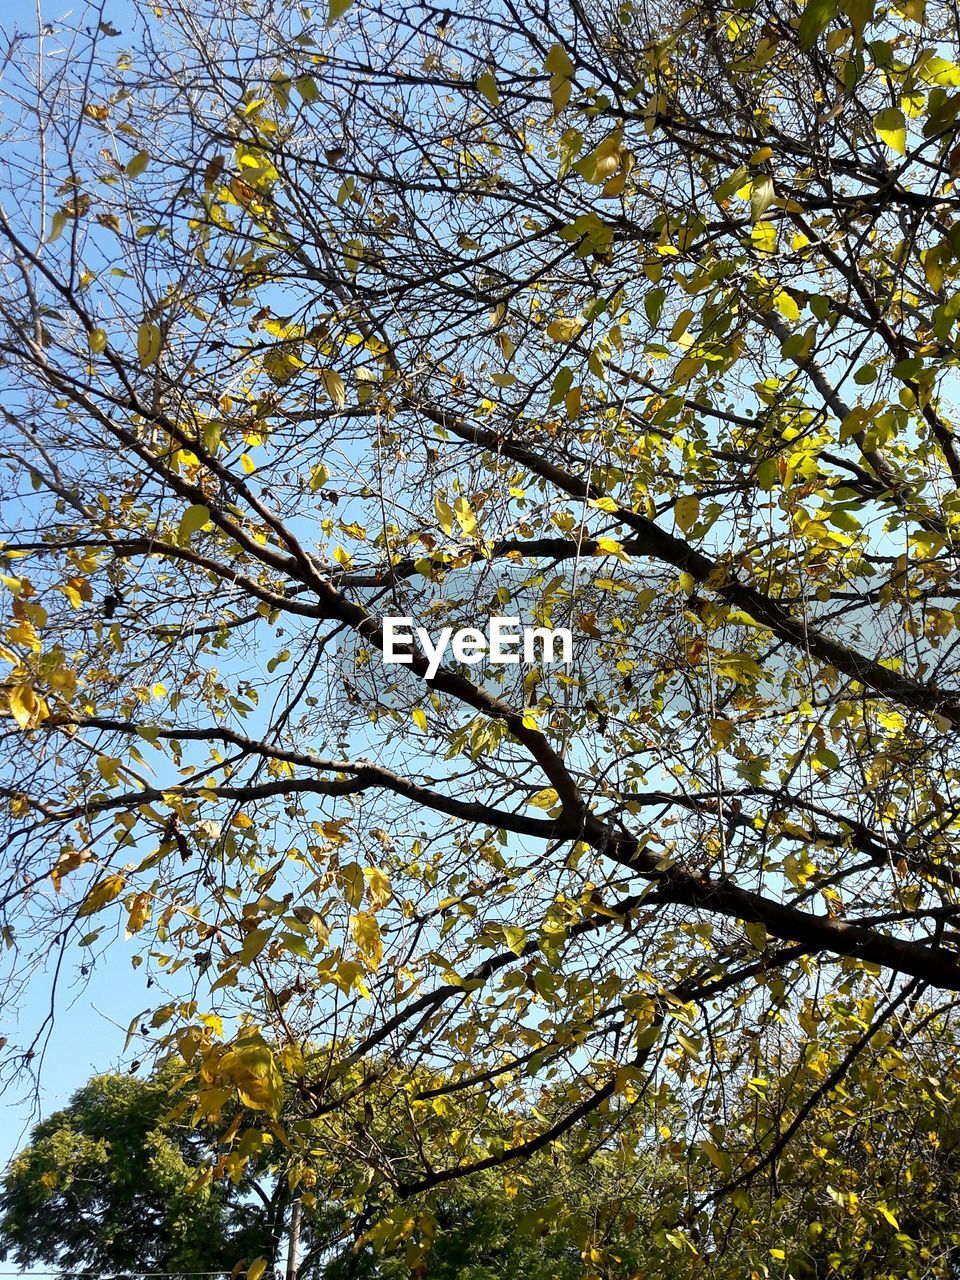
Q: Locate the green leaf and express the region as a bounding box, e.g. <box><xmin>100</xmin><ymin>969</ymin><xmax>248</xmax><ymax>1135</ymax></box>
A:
<box><xmin>476</xmin><ymin>72</ymin><xmax>500</xmax><ymax>106</ymax></box>
<box><xmin>295</xmin><ymin>76</ymin><xmax>320</xmax><ymax>103</ymax></box>
<box><xmin>844</xmin><ymin>0</ymin><xmax>875</xmax><ymax>38</ymax></box>
<box><xmin>503</xmin><ymin>925</ymin><xmax>528</xmax><ymax>955</ymax></box>
<box><xmin>798</xmin><ymin>0</ymin><xmax>839</xmax><ymax>49</ymax></box>
<box><xmin>327</xmin><ymin>0</ymin><xmax>355</xmax><ymax>23</ymax></box>
<box><xmin>125</xmin><ymin>150</ymin><xmax>149</xmax><ymax>177</ymax></box>
<box><xmin>645</xmin><ymin>288</ymin><xmax>665</xmax><ymax>326</ymax></box>
<box><xmin>745</xmin><ymin>921</ymin><xmax>768</xmax><ymax>950</ymax></box>
<box><xmin>700</xmin><ymin>1140</ymin><xmax>732</xmax><ymax>1176</ymax></box>
<box><xmin>750</xmin><ymin>175</ymin><xmax>775</xmax><ymax>223</ymax></box>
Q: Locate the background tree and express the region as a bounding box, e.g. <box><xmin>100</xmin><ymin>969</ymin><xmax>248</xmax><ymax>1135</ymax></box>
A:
<box><xmin>0</xmin><ymin>1069</ymin><xmax>288</xmax><ymax>1276</ymax></box>
<box><xmin>8</xmin><ymin>1023</ymin><xmax>960</xmax><ymax>1279</ymax></box>
<box><xmin>0</xmin><ymin>1064</ymin><xmax>652</xmax><ymax>1280</ymax></box>
<box><xmin>4</xmin><ymin>0</ymin><xmax>960</xmax><ymax>1266</ymax></box>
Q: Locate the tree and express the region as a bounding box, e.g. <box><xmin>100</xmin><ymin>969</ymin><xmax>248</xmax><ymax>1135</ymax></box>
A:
<box><xmin>3</xmin><ymin>0</ymin><xmax>960</xmax><ymax>1263</ymax></box>
<box><xmin>0</xmin><ymin>1069</ymin><xmax>290</xmax><ymax>1276</ymax></box>
<box><xmin>0</xmin><ymin>1066</ymin><xmax>650</xmax><ymax>1280</ymax></box>
<box><xmin>9</xmin><ymin>1030</ymin><xmax>960</xmax><ymax>1280</ymax></box>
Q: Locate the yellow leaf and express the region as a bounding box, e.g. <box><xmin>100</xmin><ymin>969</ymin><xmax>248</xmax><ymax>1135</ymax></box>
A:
<box><xmin>751</xmin><ymin>221</ymin><xmax>777</xmax><ymax>255</ymax></box>
<box><xmin>137</xmin><ymin>321</ymin><xmax>162</xmax><ymax>367</ymax></box>
<box><xmin>546</xmin><ymin>317</ymin><xmax>580</xmax><ymax>343</ymax></box>
<box><xmin>125</xmin><ymin>892</ymin><xmax>151</xmax><ymax>936</ymax></box>
<box><xmin>412</xmin><ymin>706</ymin><xmax>428</xmax><ymax>731</ymax></box>
<box><xmin>874</xmin><ymin>107</ymin><xmax>906</xmax><ymax>155</ymax></box>
<box><xmin>877</xmin><ymin>1203</ymin><xmax>900</xmax><ymax>1229</ymax></box>
<box><xmin>338</xmin><ymin>862</ymin><xmax>364</xmax><ymax>908</ymax></box>
<box><xmin>675</xmin><ymin>1030</ymin><xmax>702</xmax><ymax>1060</ymax></box>
<box><xmin>434</xmin><ymin>493</ymin><xmax>455</xmax><ymax>536</ymax></box>
<box><xmin>529</xmin><ymin>787</ymin><xmax>559</xmax><ymax>809</ymax></box>
<box><xmin>320</xmin><ymin>367</ymin><xmax>346</xmax><ymax>408</ymax></box>
<box><xmin>674</xmin><ymin>495</ymin><xmax>699</xmax><ymax>534</ymax></box>
<box><xmin>97</xmin><ymin>754</ymin><xmax>122</xmax><ymax>784</ymax></box>
<box><xmin>178</xmin><ymin>503</ymin><xmax>210</xmax><ymax>543</ymax></box>
<box><xmin>46</xmin><ymin>210</ymin><xmax>67</xmax><ymax>243</ymax></box>
<box><xmin>364</xmin><ymin>866</ymin><xmax>392</xmax><ymax>910</ymax></box>
<box><xmin>7</xmin><ymin>619</ymin><xmax>41</xmax><ymax>652</ymax></box>
<box><xmin>295</xmin><ymin>76</ymin><xmax>320</xmax><ymax>104</ymax></box>
<box><xmin>219</xmin><ymin>1044</ymin><xmax>284</xmax><ymax>1115</ymax></box>
<box><xmin>7</xmin><ymin>684</ymin><xmax>47</xmax><ymax>729</ymax></box>
<box><xmin>503</xmin><ymin>925</ymin><xmax>527</xmax><ymax>955</ymax></box>
<box><xmin>580</xmin><ymin>130</ymin><xmax>623</xmax><ymax>184</ymax></box>
<box><xmin>59</xmin><ymin>576</ymin><xmax>92</xmax><ymax>608</ymax></box>
<box><xmin>51</xmin><ymin>847</ymin><xmax>88</xmax><ymax>891</ymax></box>
<box><xmin>709</xmin><ymin>717</ymin><xmax>736</xmax><ymax>747</ymax></box>
<box><xmin>88</xmin><ymin>328</ymin><xmax>108</xmax><ymax>353</ymax></box>
<box><xmin>544</xmin><ymin>44</ymin><xmax>574</xmax><ymax>116</ymax></box>
<box><xmin>453</xmin><ymin>495</ymin><xmax>477</xmax><ymax>536</ymax></box>
<box><xmin>78</xmin><ymin>874</ymin><xmax>126</xmax><ymax>918</ymax></box>
<box><xmin>247</xmin><ymin>1260</ymin><xmax>268</xmax><ymax>1280</ymax></box>
<box><xmin>919</xmin><ymin>55</ymin><xmax>960</xmax><ymax>86</ymax></box>
<box><xmin>350</xmin><ymin>911</ymin><xmax>383</xmax><ymax>968</ymax></box>
<box><xmin>263</xmin><ymin>348</ymin><xmax>303</xmax><ymax>383</ymax></box>
<box><xmin>775</xmin><ymin>290</ymin><xmax>800</xmax><ymax>322</ymax></box>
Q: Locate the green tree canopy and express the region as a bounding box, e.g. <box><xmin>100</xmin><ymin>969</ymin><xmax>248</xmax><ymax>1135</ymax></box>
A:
<box><xmin>0</xmin><ymin>1065</ymin><xmax>651</xmax><ymax>1280</ymax></box>
<box><xmin>7</xmin><ymin>1031</ymin><xmax>960</xmax><ymax>1279</ymax></box>
<box><xmin>0</xmin><ymin>1070</ymin><xmax>285</xmax><ymax>1275</ymax></box>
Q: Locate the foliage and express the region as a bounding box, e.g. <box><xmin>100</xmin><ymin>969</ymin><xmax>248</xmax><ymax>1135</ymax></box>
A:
<box><xmin>3</xmin><ymin>0</ymin><xmax>960</xmax><ymax>1270</ymax></box>
<box><xmin>8</xmin><ymin>1031</ymin><xmax>960</xmax><ymax>1280</ymax></box>
<box><xmin>0</xmin><ymin>1065</ymin><xmax>651</xmax><ymax>1279</ymax></box>
<box><xmin>0</xmin><ymin>1070</ymin><xmax>285</xmax><ymax>1275</ymax></box>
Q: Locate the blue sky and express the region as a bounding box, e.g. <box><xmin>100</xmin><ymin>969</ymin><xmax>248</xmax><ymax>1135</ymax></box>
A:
<box><xmin>1</xmin><ymin>951</ymin><xmax>154</xmax><ymax>1159</ymax></box>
